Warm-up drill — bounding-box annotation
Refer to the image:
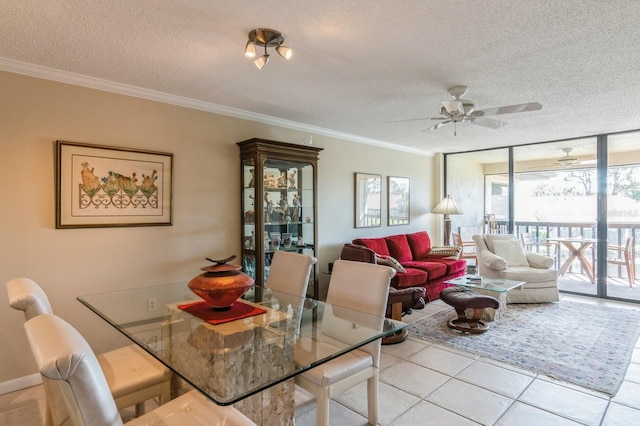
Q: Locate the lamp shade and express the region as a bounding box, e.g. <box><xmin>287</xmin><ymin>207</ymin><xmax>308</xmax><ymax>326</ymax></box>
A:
<box><xmin>432</xmin><ymin>195</ymin><xmax>461</xmax><ymax>215</ymax></box>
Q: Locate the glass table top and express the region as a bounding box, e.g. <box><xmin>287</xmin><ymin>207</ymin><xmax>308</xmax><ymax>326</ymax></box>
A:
<box><xmin>445</xmin><ymin>275</ymin><xmax>525</xmax><ymax>293</ymax></box>
<box><xmin>78</xmin><ymin>282</ymin><xmax>405</xmax><ymax>405</ymax></box>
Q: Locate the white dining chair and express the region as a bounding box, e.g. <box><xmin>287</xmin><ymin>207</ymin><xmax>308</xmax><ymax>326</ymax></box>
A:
<box><xmin>266</xmin><ymin>251</ymin><xmax>317</xmax><ymax>297</ymax></box>
<box><xmin>6</xmin><ymin>277</ymin><xmax>171</xmax><ymax>423</ymax></box>
<box><xmin>294</xmin><ymin>260</ymin><xmax>395</xmax><ymax>426</ymax></box>
<box><xmin>24</xmin><ymin>313</ymin><xmax>256</xmax><ymax>425</ymax></box>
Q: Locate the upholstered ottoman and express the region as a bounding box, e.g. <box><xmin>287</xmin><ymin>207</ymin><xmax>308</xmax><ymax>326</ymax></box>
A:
<box><xmin>440</xmin><ymin>287</ymin><xmax>500</xmax><ymax>333</ymax></box>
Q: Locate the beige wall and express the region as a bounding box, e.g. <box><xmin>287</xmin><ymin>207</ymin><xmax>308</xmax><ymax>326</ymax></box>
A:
<box><xmin>0</xmin><ymin>71</ymin><xmax>437</xmax><ymax>388</ymax></box>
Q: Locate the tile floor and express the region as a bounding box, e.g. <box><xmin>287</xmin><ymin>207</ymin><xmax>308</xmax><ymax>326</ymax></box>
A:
<box><xmin>295</xmin><ymin>294</ymin><xmax>640</xmax><ymax>426</ymax></box>
<box><xmin>2</xmin><ymin>294</ymin><xmax>640</xmax><ymax>425</ymax></box>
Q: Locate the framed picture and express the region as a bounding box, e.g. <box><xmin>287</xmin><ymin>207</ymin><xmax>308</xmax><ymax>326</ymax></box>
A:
<box><xmin>388</xmin><ymin>176</ymin><xmax>410</xmax><ymax>226</ymax></box>
<box><xmin>55</xmin><ymin>141</ymin><xmax>173</xmax><ymax>228</ymax></box>
<box><xmin>354</xmin><ymin>173</ymin><xmax>381</xmax><ymax>228</ymax></box>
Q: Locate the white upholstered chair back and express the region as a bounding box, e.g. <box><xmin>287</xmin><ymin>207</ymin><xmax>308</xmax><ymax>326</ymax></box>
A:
<box><xmin>294</xmin><ymin>259</ymin><xmax>395</xmax><ymax>426</ymax></box>
<box><xmin>266</xmin><ymin>251</ymin><xmax>317</xmax><ymax>297</ymax></box>
<box><xmin>6</xmin><ymin>277</ymin><xmax>54</xmax><ymax>320</ymax></box>
<box><xmin>25</xmin><ymin>314</ymin><xmax>256</xmax><ymax>426</ymax></box>
<box><xmin>25</xmin><ymin>314</ymin><xmax>123</xmax><ymax>426</ymax></box>
<box><xmin>326</xmin><ymin>260</ymin><xmax>395</xmax><ymax>367</ymax></box>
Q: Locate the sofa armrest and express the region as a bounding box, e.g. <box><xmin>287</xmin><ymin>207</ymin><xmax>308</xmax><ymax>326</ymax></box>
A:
<box><xmin>526</xmin><ymin>252</ymin><xmax>555</xmax><ymax>269</ymax></box>
<box><xmin>340</xmin><ymin>243</ymin><xmax>377</xmax><ymax>264</ymax></box>
<box><xmin>479</xmin><ymin>249</ymin><xmax>508</xmax><ymax>271</ymax></box>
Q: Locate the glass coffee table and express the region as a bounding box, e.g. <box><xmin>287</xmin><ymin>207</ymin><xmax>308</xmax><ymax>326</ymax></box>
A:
<box><xmin>444</xmin><ymin>275</ymin><xmax>525</xmax><ymax>320</ymax></box>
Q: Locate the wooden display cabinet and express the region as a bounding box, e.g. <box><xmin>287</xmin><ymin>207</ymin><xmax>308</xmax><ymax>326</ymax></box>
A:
<box><xmin>237</xmin><ymin>138</ymin><xmax>322</xmax><ymax>298</ymax></box>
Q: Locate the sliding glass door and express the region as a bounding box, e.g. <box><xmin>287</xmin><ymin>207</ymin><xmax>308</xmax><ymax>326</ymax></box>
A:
<box><xmin>513</xmin><ymin>139</ymin><xmax>598</xmax><ymax>297</ymax></box>
<box><xmin>606</xmin><ymin>132</ymin><xmax>640</xmax><ymax>301</ymax></box>
<box><xmin>444</xmin><ymin>129</ymin><xmax>640</xmax><ymax>303</ymax></box>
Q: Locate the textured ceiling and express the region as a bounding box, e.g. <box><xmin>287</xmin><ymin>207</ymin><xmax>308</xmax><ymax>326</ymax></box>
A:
<box><xmin>2</xmin><ymin>0</ymin><xmax>640</xmax><ymax>155</ymax></box>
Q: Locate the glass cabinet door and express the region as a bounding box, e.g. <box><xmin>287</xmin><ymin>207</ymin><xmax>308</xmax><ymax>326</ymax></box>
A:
<box><xmin>238</xmin><ymin>138</ymin><xmax>322</xmax><ymax>298</ymax></box>
<box><xmin>241</xmin><ymin>158</ymin><xmax>257</xmax><ymax>280</ymax></box>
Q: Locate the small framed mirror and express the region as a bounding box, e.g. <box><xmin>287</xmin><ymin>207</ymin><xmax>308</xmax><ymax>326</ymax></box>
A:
<box><xmin>354</xmin><ymin>173</ymin><xmax>381</xmax><ymax>228</ymax></box>
<box><xmin>388</xmin><ymin>176</ymin><xmax>410</xmax><ymax>226</ymax></box>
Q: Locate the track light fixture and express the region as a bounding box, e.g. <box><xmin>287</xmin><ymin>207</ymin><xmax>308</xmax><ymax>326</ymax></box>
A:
<box><xmin>244</xmin><ymin>28</ymin><xmax>292</xmax><ymax>69</ymax></box>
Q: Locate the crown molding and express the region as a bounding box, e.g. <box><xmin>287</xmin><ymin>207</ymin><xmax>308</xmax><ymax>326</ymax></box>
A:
<box><xmin>0</xmin><ymin>57</ymin><xmax>434</xmax><ymax>156</ymax></box>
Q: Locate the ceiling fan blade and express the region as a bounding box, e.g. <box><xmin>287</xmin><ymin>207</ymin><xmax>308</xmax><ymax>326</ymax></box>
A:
<box><xmin>469</xmin><ymin>117</ymin><xmax>508</xmax><ymax>129</ymax></box>
<box><xmin>442</xmin><ymin>100</ymin><xmax>464</xmax><ymax>115</ymax></box>
<box><xmin>477</xmin><ymin>102</ymin><xmax>542</xmax><ymax>116</ymax></box>
<box><xmin>427</xmin><ymin>120</ymin><xmax>451</xmax><ymax>131</ymax></box>
<box><xmin>386</xmin><ymin>117</ymin><xmax>431</xmax><ymax>123</ymax></box>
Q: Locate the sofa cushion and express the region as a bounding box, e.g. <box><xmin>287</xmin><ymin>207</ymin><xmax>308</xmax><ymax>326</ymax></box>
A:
<box><xmin>401</xmin><ymin>260</ymin><xmax>448</xmax><ymax>280</ymax></box>
<box><xmin>435</xmin><ymin>258</ymin><xmax>468</xmax><ymax>275</ymax></box>
<box><xmin>385</xmin><ymin>234</ymin><xmax>413</xmax><ymax>263</ymax></box>
<box><xmin>352</xmin><ymin>238</ymin><xmax>390</xmax><ymax>256</ymax></box>
<box><xmin>501</xmin><ymin>266</ymin><xmax>558</xmax><ymax>283</ymax></box>
<box><xmin>392</xmin><ymin>268</ymin><xmax>428</xmax><ymax>289</ymax></box>
<box><xmin>406</xmin><ymin>231</ymin><xmax>432</xmax><ymax>260</ymax></box>
<box><xmin>493</xmin><ymin>239</ymin><xmax>529</xmax><ymax>266</ymax></box>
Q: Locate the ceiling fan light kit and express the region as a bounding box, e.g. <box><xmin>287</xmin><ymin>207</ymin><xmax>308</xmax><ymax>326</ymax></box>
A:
<box><xmin>244</xmin><ymin>28</ymin><xmax>292</xmax><ymax>69</ymax></box>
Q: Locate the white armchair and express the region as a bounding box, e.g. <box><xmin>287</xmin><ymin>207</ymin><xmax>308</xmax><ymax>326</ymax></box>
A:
<box><xmin>473</xmin><ymin>234</ymin><xmax>559</xmax><ymax>303</ymax></box>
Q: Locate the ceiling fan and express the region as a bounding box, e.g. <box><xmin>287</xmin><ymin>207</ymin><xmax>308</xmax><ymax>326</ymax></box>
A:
<box><xmin>529</xmin><ymin>148</ymin><xmax>597</xmax><ymax>170</ymax></box>
<box><xmin>425</xmin><ymin>86</ymin><xmax>542</xmax><ymax>135</ymax></box>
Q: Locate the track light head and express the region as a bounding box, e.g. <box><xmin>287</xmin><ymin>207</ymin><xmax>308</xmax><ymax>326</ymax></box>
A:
<box><xmin>254</xmin><ymin>54</ymin><xmax>270</xmax><ymax>70</ymax></box>
<box><xmin>244</xmin><ymin>40</ymin><xmax>256</xmax><ymax>58</ymax></box>
<box><xmin>245</xmin><ymin>28</ymin><xmax>291</xmax><ymax>69</ymax></box>
<box><xmin>276</xmin><ymin>45</ymin><xmax>292</xmax><ymax>60</ymax></box>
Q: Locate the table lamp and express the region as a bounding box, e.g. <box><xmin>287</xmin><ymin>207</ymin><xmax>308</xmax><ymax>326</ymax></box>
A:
<box><xmin>433</xmin><ymin>194</ymin><xmax>460</xmax><ymax>246</ymax></box>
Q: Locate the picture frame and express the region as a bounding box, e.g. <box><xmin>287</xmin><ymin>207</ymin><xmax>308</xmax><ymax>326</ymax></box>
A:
<box><xmin>388</xmin><ymin>176</ymin><xmax>410</xmax><ymax>226</ymax></box>
<box><xmin>55</xmin><ymin>140</ymin><xmax>173</xmax><ymax>228</ymax></box>
<box><xmin>354</xmin><ymin>173</ymin><xmax>381</xmax><ymax>228</ymax></box>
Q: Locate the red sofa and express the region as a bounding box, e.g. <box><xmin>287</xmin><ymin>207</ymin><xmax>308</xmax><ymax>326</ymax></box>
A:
<box><xmin>352</xmin><ymin>231</ymin><xmax>467</xmax><ymax>302</ymax></box>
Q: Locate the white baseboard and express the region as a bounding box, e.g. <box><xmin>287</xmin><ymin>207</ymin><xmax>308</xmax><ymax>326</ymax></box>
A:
<box><xmin>0</xmin><ymin>374</ymin><xmax>42</xmax><ymax>395</ymax></box>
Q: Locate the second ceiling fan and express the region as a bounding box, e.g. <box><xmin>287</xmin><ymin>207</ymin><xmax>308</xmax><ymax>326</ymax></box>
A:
<box><xmin>426</xmin><ymin>86</ymin><xmax>542</xmax><ymax>135</ymax></box>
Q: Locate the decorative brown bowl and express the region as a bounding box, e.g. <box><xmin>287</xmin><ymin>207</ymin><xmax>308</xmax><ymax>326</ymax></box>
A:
<box><xmin>188</xmin><ymin>256</ymin><xmax>254</xmax><ymax>310</ymax></box>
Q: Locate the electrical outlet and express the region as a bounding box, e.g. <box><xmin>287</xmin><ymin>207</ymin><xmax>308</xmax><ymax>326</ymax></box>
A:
<box><xmin>147</xmin><ymin>298</ymin><xmax>157</xmax><ymax>312</ymax></box>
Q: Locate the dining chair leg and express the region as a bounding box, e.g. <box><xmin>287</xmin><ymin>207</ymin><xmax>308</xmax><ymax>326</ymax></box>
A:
<box><xmin>135</xmin><ymin>402</ymin><xmax>145</xmax><ymax>417</ymax></box>
<box><xmin>367</xmin><ymin>375</ymin><xmax>379</xmax><ymax>425</ymax></box>
<box><xmin>316</xmin><ymin>387</ymin><xmax>330</xmax><ymax>426</ymax></box>
<box><xmin>628</xmin><ymin>262</ymin><xmax>635</xmax><ymax>287</ymax></box>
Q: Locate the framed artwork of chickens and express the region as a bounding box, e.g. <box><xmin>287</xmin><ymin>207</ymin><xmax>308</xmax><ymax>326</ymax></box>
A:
<box><xmin>55</xmin><ymin>140</ymin><xmax>173</xmax><ymax>228</ymax></box>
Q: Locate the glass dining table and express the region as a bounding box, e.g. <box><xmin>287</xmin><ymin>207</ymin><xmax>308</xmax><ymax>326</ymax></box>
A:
<box><xmin>78</xmin><ymin>282</ymin><xmax>405</xmax><ymax>422</ymax></box>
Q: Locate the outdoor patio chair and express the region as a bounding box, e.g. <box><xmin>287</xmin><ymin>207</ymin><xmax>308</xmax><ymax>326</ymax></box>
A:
<box><xmin>453</xmin><ymin>232</ymin><xmax>476</xmax><ymax>264</ymax></box>
<box><xmin>608</xmin><ymin>237</ymin><xmax>636</xmax><ymax>287</ymax></box>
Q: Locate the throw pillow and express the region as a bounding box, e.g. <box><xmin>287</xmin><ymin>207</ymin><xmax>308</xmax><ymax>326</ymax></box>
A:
<box><xmin>492</xmin><ymin>239</ymin><xmax>529</xmax><ymax>267</ymax></box>
<box><xmin>376</xmin><ymin>255</ymin><xmax>407</xmax><ymax>273</ymax></box>
<box><xmin>427</xmin><ymin>246</ymin><xmax>462</xmax><ymax>260</ymax></box>
<box><xmin>484</xmin><ymin>234</ymin><xmax>518</xmax><ymax>252</ymax></box>
<box><xmin>385</xmin><ymin>234</ymin><xmax>413</xmax><ymax>263</ymax></box>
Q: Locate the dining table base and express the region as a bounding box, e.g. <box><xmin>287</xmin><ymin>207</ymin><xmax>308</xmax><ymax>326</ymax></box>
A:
<box><xmin>171</xmin><ymin>375</ymin><xmax>294</xmax><ymax>424</ymax></box>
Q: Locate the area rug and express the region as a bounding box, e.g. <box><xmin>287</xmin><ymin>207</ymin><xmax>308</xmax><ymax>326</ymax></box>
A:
<box><xmin>408</xmin><ymin>301</ymin><xmax>640</xmax><ymax>395</ymax></box>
